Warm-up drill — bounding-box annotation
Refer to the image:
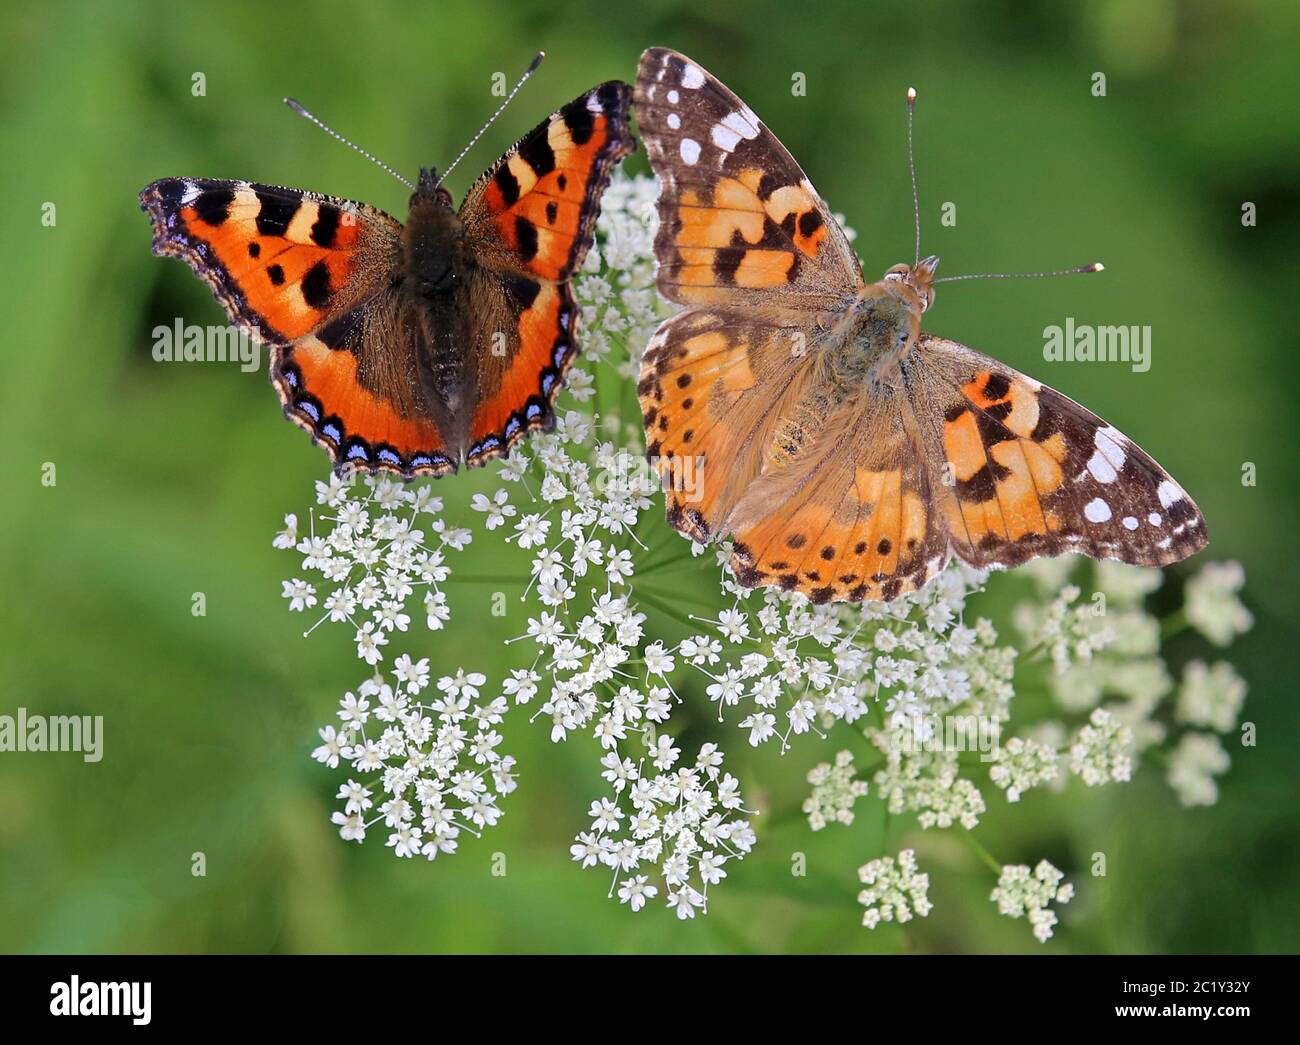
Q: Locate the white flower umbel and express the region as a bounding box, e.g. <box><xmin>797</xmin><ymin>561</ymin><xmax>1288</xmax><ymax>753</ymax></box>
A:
<box><xmin>804</xmin><ymin>749</ymin><xmax>869</xmax><ymax>830</ymax></box>
<box><xmin>1176</xmin><ymin>660</ymin><xmax>1247</xmax><ymax>734</ymax></box>
<box><xmin>572</xmin><ymin>739</ymin><xmax>756</xmax><ymax>918</ymax></box>
<box><xmin>1067</xmin><ymin>707</ymin><xmax>1133</xmax><ymax>786</ymax></box>
<box><xmin>278</xmin><ymin>472</ymin><xmax>473</xmax><ymax>663</ymax></box>
<box><xmin>991</xmin><ymin>860</ymin><xmax>1074</xmax><ymax>943</ymax></box>
<box><xmin>1184</xmin><ymin>561</ymin><xmax>1252</xmax><ymax>647</ymax></box>
<box><xmin>988</xmin><ymin>736</ymin><xmax>1060</xmax><ymax>802</ymax></box>
<box><xmin>1166</xmin><ymin>732</ymin><xmax>1231</xmax><ymax>807</ymax></box>
<box><xmin>313</xmin><ymin>662</ymin><xmax>516</xmax><ymax>860</ymax></box>
<box><xmin>857</xmin><ymin>849</ymin><xmax>933</xmax><ymax>929</ymax></box>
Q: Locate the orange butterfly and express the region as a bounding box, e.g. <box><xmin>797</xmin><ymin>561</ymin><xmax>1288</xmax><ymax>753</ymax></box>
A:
<box><xmin>633</xmin><ymin>48</ymin><xmax>1206</xmax><ymax>603</ymax></box>
<box><xmin>141</xmin><ymin>57</ymin><xmax>634</xmax><ymax>478</ymax></box>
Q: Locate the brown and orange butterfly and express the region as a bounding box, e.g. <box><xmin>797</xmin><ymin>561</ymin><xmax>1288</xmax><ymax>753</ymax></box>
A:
<box><xmin>633</xmin><ymin>48</ymin><xmax>1206</xmax><ymax>603</ymax></box>
<box><xmin>141</xmin><ymin>61</ymin><xmax>633</xmax><ymax>478</ymax></box>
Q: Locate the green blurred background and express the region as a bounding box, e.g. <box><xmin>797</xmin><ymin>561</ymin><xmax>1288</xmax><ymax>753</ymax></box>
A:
<box><xmin>2</xmin><ymin>0</ymin><xmax>1297</xmax><ymax>953</ymax></box>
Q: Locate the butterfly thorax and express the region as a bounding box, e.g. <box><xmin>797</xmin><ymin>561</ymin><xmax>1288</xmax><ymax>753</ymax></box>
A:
<box><xmin>403</xmin><ymin>187</ymin><xmax>467</xmax><ymax>300</ymax></box>
<box><xmin>821</xmin><ymin>257</ymin><xmax>939</xmax><ymax>389</ymax></box>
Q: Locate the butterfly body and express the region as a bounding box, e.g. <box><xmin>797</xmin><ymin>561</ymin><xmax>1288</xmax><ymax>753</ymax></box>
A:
<box><xmin>634</xmin><ymin>49</ymin><xmax>1206</xmax><ymax>603</ymax></box>
<box><xmin>141</xmin><ymin>82</ymin><xmax>635</xmax><ymax>478</ymax></box>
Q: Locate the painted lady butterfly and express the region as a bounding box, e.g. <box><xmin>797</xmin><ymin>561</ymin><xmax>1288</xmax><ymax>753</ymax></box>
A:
<box><xmin>141</xmin><ymin>69</ymin><xmax>634</xmax><ymax>478</ymax></box>
<box><xmin>634</xmin><ymin>48</ymin><xmax>1206</xmax><ymax>603</ymax></box>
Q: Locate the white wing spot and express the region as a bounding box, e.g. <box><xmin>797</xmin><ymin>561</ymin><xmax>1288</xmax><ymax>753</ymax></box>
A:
<box><xmin>667</xmin><ymin>89</ymin><xmax>680</xmax><ymax>104</ymax></box>
<box><xmin>1084</xmin><ymin>498</ymin><xmax>1112</xmax><ymax>523</ymax></box>
<box><xmin>1122</xmin><ymin>516</ymin><xmax>1139</xmax><ymax>530</ymax></box>
<box><xmin>1087</xmin><ymin>427</ymin><xmax>1126</xmax><ymax>483</ymax></box>
<box><xmin>1148</xmin><ymin>512</ymin><xmax>1162</xmax><ymax>526</ymax></box>
<box><xmin>680</xmin><ymin>138</ymin><xmax>701</xmax><ymax>165</ymax></box>
<box><xmin>1157</xmin><ymin>479</ymin><xmax>1185</xmax><ymax>508</ymax></box>
<box><xmin>666</xmin><ymin>112</ymin><xmax>681</xmax><ymax>129</ymax></box>
<box><xmin>722</xmin><ymin>110</ymin><xmax>759</xmax><ymax>140</ymax></box>
<box><xmin>180</xmin><ymin>180</ymin><xmax>200</xmax><ymax>204</ymax></box>
<box><xmin>681</xmin><ymin>64</ymin><xmax>705</xmax><ymax>89</ymax></box>
<box><xmin>1086</xmin><ymin>449</ymin><xmax>1117</xmax><ymax>484</ymax></box>
<box><xmin>711</xmin><ymin>122</ymin><xmax>741</xmax><ymax>151</ymax></box>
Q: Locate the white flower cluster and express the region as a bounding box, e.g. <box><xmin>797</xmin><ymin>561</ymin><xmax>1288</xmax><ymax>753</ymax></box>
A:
<box><xmin>1184</xmin><ymin>560</ymin><xmax>1253</xmax><ymax>647</ymax></box>
<box><xmin>1014</xmin><ymin>582</ymin><xmax>1116</xmax><ymax>675</ymax></box>
<box><xmin>803</xmin><ymin>749</ymin><xmax>869</xmax><ymax>830</ymax></box>
<box><xmin>276</xmin><ymin>472</ymin><xmax>473</xmax><ymax>663</ymax></box>
<box><xmin>1176</xmin><ymin>660</ymin><xmax>1247</xmax><ymax>734</ymax></box>
<box><xmin>1166</xmin><ymin>732</ymin><xmax>1231</xmax><ymax>807</ymax></box>
<box><xmin>988</xmin><ymin>736</ymin><xmax>1060</xmax><ymax>802</ymax></box>
<box><xmin>570</xmin><ymin>740</ymin><xmax>756</xmax><ymax>919</ymax></box>
<box><xmin>858</xmin><ymin>849</ymin><xmax>933</xmax><ymax>929</ymax></box>
<box><xmin>991</xmin><ymin>860</ymin><xmax>1074</xmax><ymax>943</ymax></box>
<box><xmin>312</xmin><ymin>661</ymin><xmax>516</xmax><ymax>860</ymax></box>
<box><xmin>1068</xmin><ymin>707</ymin><xmax>1134</xmax><ymax>786</ymax></box>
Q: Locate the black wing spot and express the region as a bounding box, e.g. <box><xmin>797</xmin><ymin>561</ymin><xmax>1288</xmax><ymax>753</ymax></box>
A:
<box><xmin>266</xmin><ymin>264</ymin><xmax>285</xmax><ymax>286</ymax></box>
<box><xmin>515</xmin><ymin>217</ymin><xmax>539</xmax><ymax>261</ymax></box>
<box><xmin>310</xmin><ymin>205</ymin><xmax>341</xmax><ymax>247</ymax></box>
<box><xmin>254</xmin><ymin>189</ymin><xmax>298</xmax><ymax>236</ymax></box>
<box><xmin>194</xmin><ymin>187</ymin><xmax>235</xmax><ymax>226</ymax></box>
<box><xmin>561</xmin><ymin>98</ymin><xmax>595</xmax><ymax>146</ymax></box>
<box><xmin>798</xmin><ymin>209</ymin><xmax>823</xmax><ymax>238</ymax></box>
<box><xmin>494</xmin><ymin>165</ymin><xmax>521</xmax><ymax>206</ymax></box>
<box><xmin>982</xmin><ymin>372</ymin><xmax>1011</xmax><ymax>401</ymax></box>
<box><xmin>301</xmin><ymin>260</ymin><xmax>332</xmax><ymax>309</ymax></box>
<box><xmin>518</xmin><ymin>132</ymin><xmax>557</xmax><ymax>177</ymax></box>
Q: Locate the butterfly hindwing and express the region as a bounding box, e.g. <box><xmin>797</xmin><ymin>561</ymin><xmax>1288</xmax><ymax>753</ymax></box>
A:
<box><xmin>638</xmin><ymin>306</ymin><xmax>820</xmax><ymax>542</ymax></box>
<box><xmin>634</xmin><ymin>47</ymin><xmax>861</xmax><ymax>311</ymax></box>
<box><xmin>141</xmin><ymin>177</ymin><xmax>456</xmax><ymax>477</ymax></box>
<box><xmin>457</xmin><ymin>81</ymin><xmax>635</xmax><ymax>465</ymax></box>
<box><xmin>725</xmin><ymin>392</ymin><xmax>950</xmax><ymax>604</ymax></box>
<box><xmin>914</xmin><ymin>335</ymin><xmax>1208</xmax><ymax>568</ymax></box>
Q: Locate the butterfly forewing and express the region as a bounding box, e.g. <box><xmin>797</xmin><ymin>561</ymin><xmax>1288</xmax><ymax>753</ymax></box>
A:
<box><xmin>634</xmin><ymin>48</ymin><xmax>861</xmax><ymax>312</ymax></box>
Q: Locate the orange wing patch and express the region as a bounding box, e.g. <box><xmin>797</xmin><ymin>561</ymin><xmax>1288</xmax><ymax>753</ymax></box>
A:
<box><xmin>273</xmin><ymin>334</ymin><xmax>456</xmax><ymax>478</ymax></box>
<box><xmin>638</xmin><ymin>309</ymin><xmax>812</xmax><ymax>543</ymax></box>
<box><xmin>140</xmin><ymin>179</ymin><xmax>378</xmax><ymax>346</ymax></box>
<box><xmin>464</xmin><ymin>81</ymin><xmax>635</xmax><ymax>283</ymax></box>
<box><xmin>939</xmin><ymin>368</ymin><xmax>1071</xmax><ymax>558</ymax></box>
<box><xmin>727</xmin><ymin>417</ymin><xmax>947</xmax><ymax>604</ymax></box>
<box><xmin>465</xmin><ymin>280</ymin><xmax>578</xmax><ymax>466</ymax></box>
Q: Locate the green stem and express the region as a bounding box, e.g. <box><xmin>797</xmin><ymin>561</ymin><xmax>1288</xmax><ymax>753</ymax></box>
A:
<box><xmin>1161</xmin><ymin>610</ymin><xmax>1190</xmax><ymax>639</ymax></box>
<box><xmin>961</xmin><ymin>830</ymin><xmax>1004</xmax><ymax>877</ymax></box>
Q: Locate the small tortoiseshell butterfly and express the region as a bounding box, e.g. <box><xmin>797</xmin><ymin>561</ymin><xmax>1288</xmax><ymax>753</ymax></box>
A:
<box><xmin>633</xmin><ymin>48</ymin><xmax>1206</xmax><ymax>603</ymax></box>
<box><xmin>141</xmin><ymin>64</ymin><xmax>634</xmax><ymax>478</ymax></box>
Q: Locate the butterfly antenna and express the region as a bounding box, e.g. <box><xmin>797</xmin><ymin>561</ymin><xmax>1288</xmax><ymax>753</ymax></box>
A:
<box><xmin>907</xmin><ymin>87</ymin><xmax>921</xmax><ymax>268</ymax></box>
<box><xmin>933</xmin><ymin>263</ymin><xmax>1104</xmax><ymax>284</ymax></box>
<box><xmin>284</xmin><ymin>97</ymin><xmax>415</xmax><ymax>190</ymax></box>
<box><xmin>438</xmin><ymin>51</ymin><xmax>545</xmax><ymax>185</ymax></box>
